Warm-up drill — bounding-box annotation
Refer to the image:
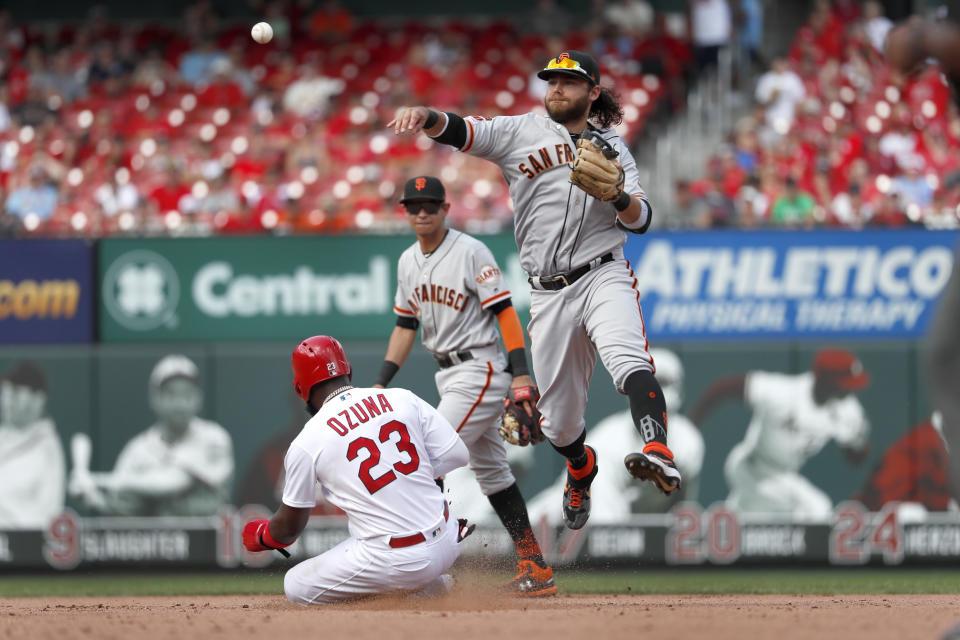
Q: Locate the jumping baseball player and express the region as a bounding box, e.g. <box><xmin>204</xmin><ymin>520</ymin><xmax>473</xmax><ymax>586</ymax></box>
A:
<box><xmin>372</xmin><ymin>175</ymin><xmax>556</xmax><ymax>596</ymax></box>
<box><xmin>689</xmin><ymin>348</ymin><xmax>871</xmax><ymax>520</ymax></box>
<box><xmin>243</xmin><ymin>336</ymin><xmax>471</xmax><ymax>605</ymax></box>
<box><xmin>526</xmin><ymin>348</ymin><xmax>703</xmax><ymax>524</ymax></box>
<box><xmin>389</xmin><ymin>50</ymin><xmax>680</xmax><ymax>530</ymax></box>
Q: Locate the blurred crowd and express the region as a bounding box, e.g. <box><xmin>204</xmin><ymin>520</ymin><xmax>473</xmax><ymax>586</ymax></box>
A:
<box><xmin>677</xmin><ymin>0</ymin><xmax>960</xmax><ymax>230</ymax></box>
<box><xmin>0</xmin><ymin>0</ymin><xmax>692</xmax><ymax>238</ymax></box>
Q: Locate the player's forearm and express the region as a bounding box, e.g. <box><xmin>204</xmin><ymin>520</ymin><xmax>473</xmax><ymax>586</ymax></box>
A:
<box><xmin>375</xmin><ymin>326</ymin><xmax>417</xmax><ymax>386</ymax></box>
<box><xmin>429</xmin><ymin>111</ymin><xmax>467</xmax><ymax>148</ymax></box>
<box><xmin>616</xmin><ymin>196</ymin><xmax>652</xmax><ymax>232</ymax></box>
<box><xmin>268</xmin><ymin>504</ymin><xmax>311</xmax><ymax>544</ymax></box>
<box><xmin>494</xmin><ymin>304</ymin><xmax>531</xmax><ymax>377</ymax></box>
<box><xmin>384</xmin><ymin>325</ymin><xmax>417</xmax><ymax>365</ymax></box>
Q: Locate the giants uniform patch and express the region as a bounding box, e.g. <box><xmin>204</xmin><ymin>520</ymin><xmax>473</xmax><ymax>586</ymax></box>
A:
<box><xmin>394</xmin><ymin>230</ymin><xmax>510</xmax><ymax>355</ymax></box>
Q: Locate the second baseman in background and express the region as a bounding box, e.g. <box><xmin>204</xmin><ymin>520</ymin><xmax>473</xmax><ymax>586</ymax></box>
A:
<box><xmin>373</xmin><ymin>176</ymin><xmax>556</xmax><ymax>596</ymax></box>
<box><xmin>389</xmin><ymin>49</ymin><xmax>680</xmax><ymax>531</ymax></box>
<box><xmin>690</xmin><ymin>348</ymin><xmax>871</xmax><ymax>520</ymax></box>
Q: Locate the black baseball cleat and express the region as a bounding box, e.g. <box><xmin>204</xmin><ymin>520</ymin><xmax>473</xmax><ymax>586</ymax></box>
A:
<box><xmin>562</xmin><ymin>445</ymin><xmax>598</xmax><ymax>530</ymax></box>
<box><xmin>624</xmin><ymin>448</ymin><xmax>682</xmax><ymax>496</ymax></box>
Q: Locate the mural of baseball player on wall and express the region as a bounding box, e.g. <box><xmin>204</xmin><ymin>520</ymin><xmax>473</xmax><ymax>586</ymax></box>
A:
<box><xmin>0</xmin><ymin>361</ymin><xmax>66</xmax><ymax>529</ymax></box>
<box><xmin>689</xmin><ymin>348</ymin><xmax>871</xmax><ymax>521</ymax></box>
<box><xmin>69</xmin><ymin>354</ymin><xmax>234</xmax><ymax>516</ymax></box>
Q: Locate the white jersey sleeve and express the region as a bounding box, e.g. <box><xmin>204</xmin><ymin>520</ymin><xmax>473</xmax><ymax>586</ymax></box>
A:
<box><xmin>459</xmin><ymin>115</ymin><xmax>523</xmax><ymax>163</ymax></box>
<box><xmin>281</xmin><ymin>443</ymin><xmax>319</xmax><ymax>509</ymax></box>
<box><xmin>413</xmin><ymin>392</ymin><xmax>468</xmax><ymax>477</ymax></box>
<box><xmin>743</xmin><ymin>371</ymin><xmax>793</xmax><ymax>410</ymax></box>
<box><xmin>469</xmin><ymin>242</ymin><xmax>511</xmax><ymax>310</ymax></box>
<box><xmin>614</xmin><ymin>135</ymin><xmax>647</xmax><ymax>200</ymax></box>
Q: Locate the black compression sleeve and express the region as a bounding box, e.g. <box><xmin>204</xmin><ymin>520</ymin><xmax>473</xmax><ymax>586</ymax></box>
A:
<box><xmin>507</xmin><ymin>348</ymin><xmax>530</xmax><ymax>377</ymax></box>
<box><xmin>487</xmin><ymin>298</ymin><xmax>512</xmax><ymax>315</ymax></box>
<box><xmin>431</xmin><ymin>112</ymin><xmax>468</xmax><ymax>148</ymax></box>
<box><xmin>375</xmin><ymin>361</ymin><xmax>400</xmax><ymax>387</ymax></box>
<box><xmin>396</xmin><ymin>316</ymin><xmax>419</xmax><ymax>330</ymax></box>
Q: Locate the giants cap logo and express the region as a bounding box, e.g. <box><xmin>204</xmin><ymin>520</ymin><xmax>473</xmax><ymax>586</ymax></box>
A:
<box><xmin>415</xmin><ymin>177</ymin><xmax>427</xmax><ymax>191</ymax></box>
<box><xmin>557</xmin><ymin>52</ymin><xmax>570</xmax><ymax>62</ymax></box>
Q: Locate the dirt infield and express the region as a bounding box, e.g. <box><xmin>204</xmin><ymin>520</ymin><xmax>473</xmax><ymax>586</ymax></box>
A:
<box><xmin>3</xmin><ymin>591</ymin><xmax>960</xmax><ymax>640</ymax></box>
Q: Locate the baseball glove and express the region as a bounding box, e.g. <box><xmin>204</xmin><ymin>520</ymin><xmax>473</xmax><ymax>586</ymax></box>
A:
<box><xmin>569</xmin><ymin>130</ymin><xmax>625</xmax><ymax>202</ymax></box>
<box><xmin>498</xmin><ymin>385</ymin><xmax>544</xmax><ymax>446</ymax></box>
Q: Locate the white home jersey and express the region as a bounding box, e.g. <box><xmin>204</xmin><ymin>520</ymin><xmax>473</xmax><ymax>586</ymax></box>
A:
<box><xmin>741</xmin><ymin>371</ymin><xmax>869</xmax><ymax>472</ymax></box>
<box><xmin>281</xmin><ymin>386</ymin><xmax>464</xmax><ymax>539</ymax></box>
<box><xmin>394</xmin><ymin>229</ymin><xmax>510</xmax><ymax>355</ymax></box>
<box><xmin>455</xmin><ymin>113</ymin><xmax>646</xmax><ymax>276</ymax></box>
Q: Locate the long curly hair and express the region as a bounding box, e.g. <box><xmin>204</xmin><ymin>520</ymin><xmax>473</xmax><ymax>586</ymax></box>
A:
<box><xmin>589</xmin><ymin>87</ymin><xmax>624</xmax><ymax>129</ymax></box>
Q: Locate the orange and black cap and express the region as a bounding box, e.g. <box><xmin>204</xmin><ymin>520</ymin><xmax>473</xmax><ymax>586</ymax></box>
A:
<box><xmin>400</xmin><ymin>176</ymin><xmax>445</xmax><ymax>203</ymax></box>
<box><xmin>537</xmin><ymin>50</ymin><xmax>600</xmax><ymax>86</ymax></box>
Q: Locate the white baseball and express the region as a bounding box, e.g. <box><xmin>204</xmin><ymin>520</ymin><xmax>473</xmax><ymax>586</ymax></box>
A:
<box><xmin>251</xmin><ymin>22</ymin><xmax>273</xmax><ymax>44</ymax></box>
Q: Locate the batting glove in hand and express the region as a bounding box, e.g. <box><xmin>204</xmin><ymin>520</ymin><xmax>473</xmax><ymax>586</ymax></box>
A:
<box><xmin>242</xmin><ymin>519</ymin><xmax>291</xmax><ymax>557</ymax></box>
<box><xmin>569</xmin><ymin>130</ymin><xmax>625</xmax><ymax>202</ymax></box>
<box><xmin>498</xmin><ymin>385</ymin><xmax>544</xmax><ymax>446</ymax></box>
<box><xmin>242</xmin><ymin>519</ymin><xmax>273</xmax><ymax>552</ymax></box>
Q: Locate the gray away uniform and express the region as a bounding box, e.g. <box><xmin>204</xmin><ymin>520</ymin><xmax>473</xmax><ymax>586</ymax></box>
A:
<box><xmin>394</xmin><ymin>229</ymin><xmax>516</xmax><ymax>495</ymax></box>
<box><xmin>436</xmin><ymin>112</ymin><xmax>654</xmax><ymax>447</ymax></box>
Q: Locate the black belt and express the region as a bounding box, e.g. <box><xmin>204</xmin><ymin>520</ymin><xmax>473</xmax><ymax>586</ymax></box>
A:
<box><xmin>435</xmin><ymin>350</ymin><xmax>474</xmax><ymax>369</ymax></box>
<box><xmin>529</xmin><ymin>253</ymin><xmax>615</xmax><ymax>290</ymax></box>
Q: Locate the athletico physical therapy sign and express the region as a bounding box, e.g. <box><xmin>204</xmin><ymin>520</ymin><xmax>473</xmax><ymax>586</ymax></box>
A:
<box><xmin>625</xmin><ymin>230</ymin><xmax>959</xmax><ymax>340</ymax></box>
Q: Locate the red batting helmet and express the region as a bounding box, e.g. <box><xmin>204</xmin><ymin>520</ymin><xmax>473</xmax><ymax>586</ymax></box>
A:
<box><xmin>291</xmin><ymin>336</ymin><xmax>352</xmax><ymax>401</ymax></box>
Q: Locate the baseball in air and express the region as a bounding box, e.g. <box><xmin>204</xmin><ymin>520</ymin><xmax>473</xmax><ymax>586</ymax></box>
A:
<box><xmin>251</xmin><ymin>22</ymin><xmax>273</xmax><ymax>44</ymax></box>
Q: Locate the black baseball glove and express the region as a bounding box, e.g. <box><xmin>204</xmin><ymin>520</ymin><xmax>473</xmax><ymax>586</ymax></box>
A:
<box><xmin>498</xmin><ymin>385</ymin><xmax>544</xmax><ymax>446</ymax></box>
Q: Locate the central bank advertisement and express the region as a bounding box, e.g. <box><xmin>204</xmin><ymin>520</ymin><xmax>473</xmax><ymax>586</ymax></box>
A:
<box><xmin>98</xmin><ymin>236</ymin><xmax>528</xmax><ymax>342</ymax></box>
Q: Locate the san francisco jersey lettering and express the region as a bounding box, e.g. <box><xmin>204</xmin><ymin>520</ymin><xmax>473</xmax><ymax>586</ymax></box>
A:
<box><xmin>459</xmin><ymin>113</ymin><xmax>646</xmax><ymax>277</ymax></box>
<box><xmin>394</xmin><ymin>229</ymin><xmax>509</xmax><ymax>355</ymax></box>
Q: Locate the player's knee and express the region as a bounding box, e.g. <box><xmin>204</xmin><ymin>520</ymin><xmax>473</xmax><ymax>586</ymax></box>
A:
<box><xmin>283</xmin><ymin>569</ymin><xmax>310</xmax><ymax>606</ymax></box>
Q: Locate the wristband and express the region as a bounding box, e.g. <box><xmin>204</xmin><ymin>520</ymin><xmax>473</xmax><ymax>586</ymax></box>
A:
<box><xmin>507</xmin><ymin>348</ymin><xmax>530</xmax><ymax>378</ymax></box>
<box><xmin>260</xmin><ymin>522</ymin><xmax>292</xmax><ymax>550</ymax></box>
<box><xmin>424</xmin><ymin>109</ymin><xmax>439</xmax><ymax>129</ymax></box>
<box><xmin>613</xmin><ymin>191</ymin><xmax>632</xmax><ymax>212</ymax></box>
<box><xmin>375</xmin><ymin>360</ymin><xmax>400</xmax><ymax>387</ymax></box>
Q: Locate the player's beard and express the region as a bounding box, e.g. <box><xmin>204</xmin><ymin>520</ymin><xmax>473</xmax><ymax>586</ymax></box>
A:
<box><xmin>545</xmin><ymin>93</ymin><xmax>591</xmax><ymax>124</ymax></box>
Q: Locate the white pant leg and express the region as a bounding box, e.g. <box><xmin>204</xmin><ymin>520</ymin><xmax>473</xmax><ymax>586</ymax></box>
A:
<box><xmin>581</xmin><ymin>261</ymin><xmax>654</xmax><ymax>393</ymax></box>
<box><xmin>284</xmin><ymin>513</ymin><xmax>462</xmax><ymax>606</ymax></box>
<box><xmin>436</xmin><ymin>359</ymin><xmax>514</xmax><ymax>495</ymax></box>
<box><xmin>528</xmin><ymin>287</ymin><xmax>596</xmax><ymax>447</ymax></box>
